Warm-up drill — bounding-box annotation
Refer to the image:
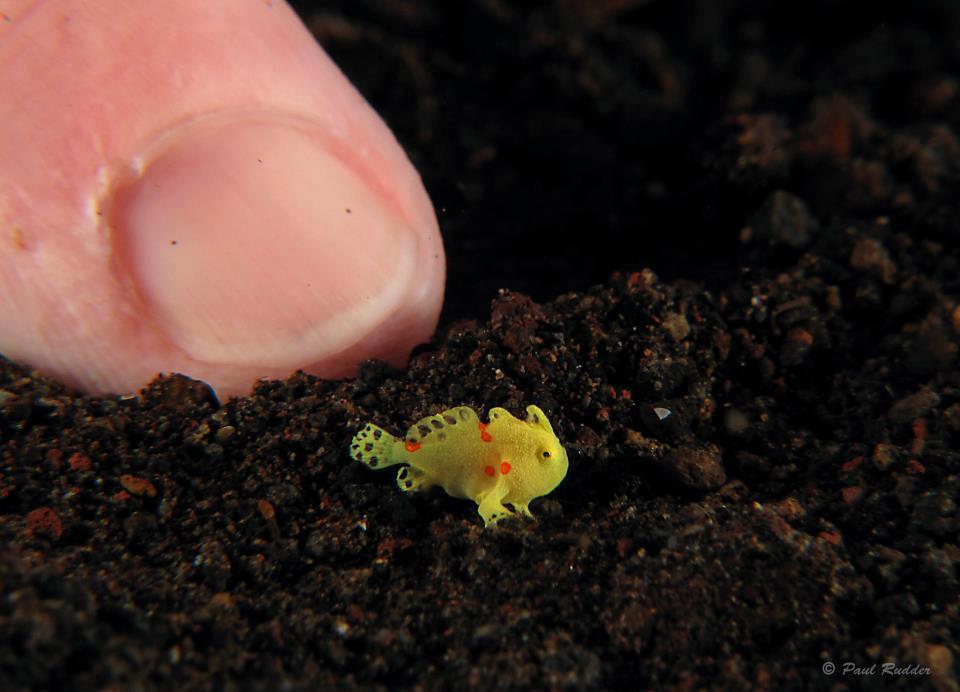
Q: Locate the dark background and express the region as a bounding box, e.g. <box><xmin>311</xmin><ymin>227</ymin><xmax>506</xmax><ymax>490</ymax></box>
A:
<box><xmin>295</xmin><ymin>0</ymin><xmax>960</xmax><ymax>321</ymax></box>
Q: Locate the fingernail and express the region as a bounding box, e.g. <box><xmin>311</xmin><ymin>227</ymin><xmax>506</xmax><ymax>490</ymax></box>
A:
<box><xmin>111</xmin><ymin>113</ymin><xmax>417</xmax><ymax>367</ymax></box>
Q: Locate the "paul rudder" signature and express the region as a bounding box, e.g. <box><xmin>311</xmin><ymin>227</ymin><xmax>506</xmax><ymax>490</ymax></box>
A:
<box><xmin>822</xmin><ymin>661</ymin><xmax>931</xmax><ymax>676</ymax></box>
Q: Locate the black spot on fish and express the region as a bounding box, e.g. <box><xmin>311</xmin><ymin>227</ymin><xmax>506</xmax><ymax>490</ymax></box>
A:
<box><xmin>399</xmin><ymin>469</ymin><xmax>408</xmax><ymax>480</ymax></box>
<box><xmin>369</xmin><ymin>457</ymin><xmax>378</xmax><ymax>466</ymax></box>
<box><xmin>459</xmin><ymin>409</ymin><xmax>470</xmax><ymax>421</ymax></box>
<box><xmin>438</xmin><ymin>432</ymin><xmax>446</xmax><ymax>441</ymax></box>
<box><xmin>364</xmin><ymin>443</ymin><xmax>374</xmax><ymax>452</ymax></box>
<box><xmin>418</xmin><ymin>424</ymin><xmax>431</xmax><ymax>437</ymax></box>
<box><xmin>373</xmin><ymin>429</ymin><xmax>382</xmax><ymax>440</ymax></box>
<box><xmin>404</xmin><ymin>481</ymin><xmax>413</xmax><ymax>488</ymax></box>
<box><xmin>431</xmin><ymin>419</ymin><xmax>443</xmax><ymax>429</ymax></box>
<box><xmin>444</xmin><ymin>414</ymin><xmax>457</xmax><ymax>425</ymax></box>
<box><xmin>533</xmin><ymin>413</ymin><xmax>540</xmax><ymax>423</ymax></box>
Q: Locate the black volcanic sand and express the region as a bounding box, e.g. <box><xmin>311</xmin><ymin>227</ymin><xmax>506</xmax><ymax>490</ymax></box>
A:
<box><xmin>2</xmin><ymin>1</ymin><xmax>959</xmax><ymax>689</ymax></box>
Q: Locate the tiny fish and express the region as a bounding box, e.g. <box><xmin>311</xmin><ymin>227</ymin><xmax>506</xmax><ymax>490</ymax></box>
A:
<box><xmin>349</xmin><ymin>405</ymin><xmax>568</xmax><ymax>526</ymax></box>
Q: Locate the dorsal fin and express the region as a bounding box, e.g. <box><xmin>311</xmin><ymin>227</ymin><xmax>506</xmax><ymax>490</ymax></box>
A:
<box><xmin>486</xmin><ymin>407</ymin><xmax>510</xmax><ymax>424</ymax></box>
<box><xmin>405</xmin><ymin>405</ymin><xmax>479</xmax><ymax>445</ymax></box>
<box><xmin>525</xmin><ymin>404</ymin><xmax>554</xmax><ymax>434</ymax></box>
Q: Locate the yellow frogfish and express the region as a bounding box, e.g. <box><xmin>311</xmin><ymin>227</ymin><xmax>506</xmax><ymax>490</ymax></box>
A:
<box><xmin>349</xmin><ymin>405</ymin><xmax>568</xmax><ymax>526</ymax></box>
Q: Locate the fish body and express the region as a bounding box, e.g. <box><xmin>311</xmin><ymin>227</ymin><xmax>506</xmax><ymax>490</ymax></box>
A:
<box><xmin>349</xmin><ymin>405</ymin><xmax>568</xmax><ymax>526</ymax></box>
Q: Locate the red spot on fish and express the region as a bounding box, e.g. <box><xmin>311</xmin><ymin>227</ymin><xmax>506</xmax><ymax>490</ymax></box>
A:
<box><xmin>405</xmin><ymin>441</ymin><xmax>421</xmax><ymax>452</ymax></box>
<box><xmin>484</xmin><ymin>465</ymin><xmax>495</xmax><ymax>477</ymax></box>
<box><xmin>500</xmin><ymin>461</ymin><xmax>511</xmax><ymax>475</ymax></box>
<box><xmin>478</xmin><ymin>422</ymin><xmax>492</xmax><ymax>442</ymax></box>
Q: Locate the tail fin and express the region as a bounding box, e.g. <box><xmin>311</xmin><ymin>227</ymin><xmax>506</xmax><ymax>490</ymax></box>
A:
<box><xmin>349</xmin><ymin>423</ymin><xmax>402</xmax><ymax>469</ymax></box>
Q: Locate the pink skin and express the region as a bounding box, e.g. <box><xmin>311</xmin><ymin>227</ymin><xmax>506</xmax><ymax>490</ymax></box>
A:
<box><xmin>0</xmin><ymin>0</ymin><xmax>445</xmax><ymax>398</ymax></box>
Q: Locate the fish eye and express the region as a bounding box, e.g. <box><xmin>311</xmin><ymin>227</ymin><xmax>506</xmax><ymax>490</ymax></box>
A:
<box><xmin>542</xmin><ymin>451</ymin><xmax>551</xmax><ymax>459</ymax></box>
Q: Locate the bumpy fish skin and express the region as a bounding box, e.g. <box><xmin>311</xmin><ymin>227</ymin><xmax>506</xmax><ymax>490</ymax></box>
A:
<box><xmin>350</xmin><ymin>405</ymin><xmax>568</xmax><ymax>526</ymax></box>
